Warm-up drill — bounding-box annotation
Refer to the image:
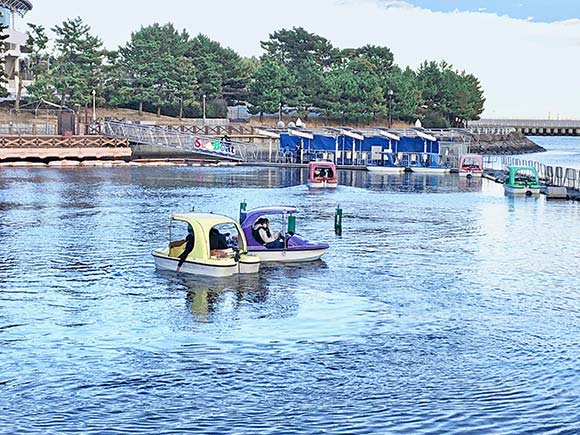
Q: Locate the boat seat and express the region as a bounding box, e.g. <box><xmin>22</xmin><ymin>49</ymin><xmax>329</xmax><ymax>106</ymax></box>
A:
<box><xmin>169</xmin><ymin>240</ymin><xmax>186</xmax><ymax>258</ymax></box>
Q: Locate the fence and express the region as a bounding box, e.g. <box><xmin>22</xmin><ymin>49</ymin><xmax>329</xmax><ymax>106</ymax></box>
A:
<box><xmin>500</xmin><ymin>156</ymin><xmax>580</xmax><ymax>190</ymax></box>
<box><xmin>98</xmin><ymin>120</ymin><xmax>274</xmax><ymax>162</ymax></box>
<box><xmin>0</xmin><ymin>124</ymin><xmax>57</xmax><ymax>135</ymax></box>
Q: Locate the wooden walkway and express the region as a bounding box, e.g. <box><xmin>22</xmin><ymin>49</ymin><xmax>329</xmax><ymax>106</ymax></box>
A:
<box><xmin>0</xmin><ymin>135</ymin><xmax>131</xmax><ymax>161</ymax></box>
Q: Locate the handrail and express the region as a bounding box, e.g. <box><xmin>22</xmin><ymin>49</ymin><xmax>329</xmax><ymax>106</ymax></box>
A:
<box><xmin>97</xmin><ymin>120</ymin><xmax>255</xmax><ymax>161</ymax></box>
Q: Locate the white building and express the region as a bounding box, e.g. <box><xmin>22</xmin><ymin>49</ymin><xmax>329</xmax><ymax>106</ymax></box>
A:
<box><xmin>1</xmin><ymin>0</ymin><xmax>33</xmax><ymax>98</ymax></box>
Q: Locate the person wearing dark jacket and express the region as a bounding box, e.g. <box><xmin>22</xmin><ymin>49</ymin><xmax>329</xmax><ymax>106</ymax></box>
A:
<box><xmin>209</xmin><ymin>228</ymin><xmax>228</xmax><ymax>250</ymax></box>
<box><xmin>176</xmin><ymin>224</ymin><xmax>195</xmax><ymax>272</ymax></box>
<box><xmin>252</xmin><ymin>218</ymin><xmax>284</xmax><ymax>249</ymax></box>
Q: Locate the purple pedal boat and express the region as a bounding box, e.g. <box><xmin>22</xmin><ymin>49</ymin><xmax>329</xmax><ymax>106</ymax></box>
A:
<box><xmin>240</xmin><ymin>206</ymin><xmax>329</xmax><ymax>262</ymax></box>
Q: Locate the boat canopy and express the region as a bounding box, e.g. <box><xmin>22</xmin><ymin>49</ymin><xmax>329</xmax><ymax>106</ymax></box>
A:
<box><xmin>507</xmin><ymin>166</ymin><xmax>540</xmax><ymax>187</ymax></box>
<box><xmin>170</xmin><ymin>212</ymin><xmax>246</xmax><ymax>259</ymax></box>
<box><xmin>240</xmin><ymin>207</ymin><xmax>298</xmax><ymax>228</ymax></box>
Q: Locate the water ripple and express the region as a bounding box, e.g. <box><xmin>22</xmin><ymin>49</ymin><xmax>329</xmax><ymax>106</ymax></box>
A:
<box><xmin>0</xmin><ymin>166</ymin><xmax>579</xmax><ymax>434</ymax></box>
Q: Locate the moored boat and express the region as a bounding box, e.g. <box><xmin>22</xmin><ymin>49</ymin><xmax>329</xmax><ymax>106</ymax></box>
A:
<box><xmin>503</xmin><ymin>166</ymin><xmax>541</xmax><ymax>196</ymax></box>
<box><xmin>407</xmin><ymin>152</ymin><xmax>450</xmax><ymax>174</ymax></box>
<box><xmin>240</xmin><ymin>206</ymin><xmax>329</xmax><ymax>262</ymax></box>
<box><xmin>367</xmin><ymin>152</ymin><xmax>405</xmax><ymax>173</ymax></box>
<box><xmin>459</xmin><ymin>154</ymin><xmax>484</xmax><ymax>177</ymax></box>
<box><xmin>308</xmin><ymin>161</ymin><xmax>338</xmax><ymax>188</ymax></box>
<box><xmin>153</xmin><ymin>212</ymin><xmax>260</xmax><ymax>277</ymax></box>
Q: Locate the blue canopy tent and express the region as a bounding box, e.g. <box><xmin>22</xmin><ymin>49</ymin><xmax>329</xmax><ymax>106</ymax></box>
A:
<box><xmin>280</xmin><ymin>128</ymin><xmax>440</xmax><ymax>167</ymax></box>
<box><xmin>280</xmin><ymin>130</ymin><xmax>314</xmax><ymax>163</ymax></box>
<box><xmin>364</xmin><ymin>132</ymin><xmax>400</xmax><ymax>166</ymax></box>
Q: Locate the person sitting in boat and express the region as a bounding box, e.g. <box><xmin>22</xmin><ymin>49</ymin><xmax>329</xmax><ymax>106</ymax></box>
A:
<box><xmin>176</xmin><ymin>224</ymin><xmax>195</xmax><ymax>272</ymax></box>
<box><xmin>321</xmin><ymin>168</ymin><xmax>333</xmax><ymax>178</ymax></box>
<box><xmin>209</xmin><ymin>227</ymin><xmax>229</xmax><ymax>250</ymax></box>
<box><xmin>252</xmin><ymin>218</ymin><xmax>284</xmax><ymax>249</ymax></box>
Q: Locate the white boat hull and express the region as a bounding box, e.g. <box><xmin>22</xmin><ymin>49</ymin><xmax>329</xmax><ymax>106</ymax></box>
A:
<box><xmin>153</xmin><ymin>250</ymin><xmax>260</xmax><ymax>277</ymax></box>
<box><xmin>367</xmin><ymin>166</ymin><xmax>405</xmax><ymax>174</ymax></box>
<box><xmin>249</xmin><ymin>248</ymin><xmax>327</xmax><ymax>262</ymax></box>
<box><xmin>308</xmin><ymin>181</ymin><xmax>338</xmax><ymax>188</ymax></box>
<box><xmin>410</xmin><ymin>167</ymin><xmax>450</xmax><ymax>174</ymax></box>
<box><xmin>503</xmin><ymin>185</ymin><xmax>541</xmax><ymax>195</ymax></box>
<box><xmin>459</xmin><ymin>171</ymin><xmax>483</xmax><ymax>177</ymax></box>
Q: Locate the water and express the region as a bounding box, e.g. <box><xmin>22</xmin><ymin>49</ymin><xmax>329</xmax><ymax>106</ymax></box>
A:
<box><xmin>524</xmin><ymin>136</ymin><xmax>580</xmax><ymax>170</ymax></box>
<box><xmin>1</xmin><ymin>165</ymin><xmax>579</xmax><ymax>434</ymax></box>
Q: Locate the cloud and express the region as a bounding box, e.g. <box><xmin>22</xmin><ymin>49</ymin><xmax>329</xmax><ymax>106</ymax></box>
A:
<box><xmin>23</xmin><ymin>0</ymin><xmax>580</xmax><ymax>119</ymax></box>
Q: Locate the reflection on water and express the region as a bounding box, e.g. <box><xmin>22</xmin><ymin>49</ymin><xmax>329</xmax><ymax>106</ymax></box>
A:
<box><xmin>1</xmin><ymin>166</ymin><xmax>579</xmax><ymax>435</ymax></box>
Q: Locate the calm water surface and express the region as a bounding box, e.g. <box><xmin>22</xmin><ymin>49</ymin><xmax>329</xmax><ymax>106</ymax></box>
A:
<box><xmin>525</xmin><ymin>136</ymin><xmax>580</xmax><ymax>169</ymax></box>
<box><xmin>1</xmin><ymin>166</ymin><xmax>579</xmax><ymax>434</ymax></box>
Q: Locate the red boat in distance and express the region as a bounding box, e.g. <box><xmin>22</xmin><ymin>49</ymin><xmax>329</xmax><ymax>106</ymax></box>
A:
<box><xmin>308</xmin><ymin>161</ymin><xmax>338</xmax><ymax>188</ymax></box>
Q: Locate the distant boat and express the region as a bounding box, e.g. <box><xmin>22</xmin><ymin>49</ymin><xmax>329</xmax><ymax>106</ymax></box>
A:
<box><xmin>503</xmin><ymin>166</ymin><xmax>541</xmax><ymax>196</ymax></box>
<box><xmin>405</xmin><ymin>152</ymin><xmax>450</xmax><ymax>174</ymax></box>
<box><xmin>458</xmin><ymin>154</ymin><xmax>484</xmax><ymax>178</ymax></box>
<box><xmin>367</xmin><ymin>151</ymin><xmax>405</xmax><ymax>173</ymax></box>
<box><xmin>308</xmin><ymin>161</ymin><xmax>338</xmax><ymax>188</ymax></box>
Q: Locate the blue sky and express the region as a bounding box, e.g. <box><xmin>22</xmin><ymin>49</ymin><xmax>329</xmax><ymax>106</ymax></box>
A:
<box><xmin>396</xmin><ymin>0</ymin><xmax>578</xmax><ymax>22</ymax></box>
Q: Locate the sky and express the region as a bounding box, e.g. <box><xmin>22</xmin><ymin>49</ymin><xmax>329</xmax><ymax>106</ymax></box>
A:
<box><xmin>20</xmin><ymin>0</ymin><xmax>580</xmax><ymax>119</ymax></box>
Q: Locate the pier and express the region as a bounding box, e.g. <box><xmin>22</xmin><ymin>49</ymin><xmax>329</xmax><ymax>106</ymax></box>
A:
<box><xmin>469</xmin><ymin>119</ymin><xmax>580</xmax><ymax>136</ymax></box>
<box><xmin>482</xmin><ymin>156</ymin><xmax>580</xmax><ymax>201</ymax></box>
<box><xmin>0</xmin><ymin>135</ymin><xmax>131</xmax><ymax>164</ymax></box>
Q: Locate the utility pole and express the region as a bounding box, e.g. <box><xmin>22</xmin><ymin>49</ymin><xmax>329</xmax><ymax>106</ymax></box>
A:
<box><xmin>92</xmin><ymin>89</ymin><xmax>96</xmax><ymax>122</ymax></box>
<box><xmin>387</xmin><ymin>89</ymin><xmax>394</xmax><ymax>128</ymax></box>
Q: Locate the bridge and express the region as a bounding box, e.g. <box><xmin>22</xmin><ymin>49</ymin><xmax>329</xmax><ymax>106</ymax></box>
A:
<box><xmin>98</xmin><ymin>120</ymin><xmax>269</xmax><ymax>162</ymax></box>
<box><xmin>469</xmin><ymin>119</ymin><xmax>580</xmax><ymax>136</ymax></box>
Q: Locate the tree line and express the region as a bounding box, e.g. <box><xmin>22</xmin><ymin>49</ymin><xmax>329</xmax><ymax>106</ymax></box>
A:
<box><xmin>22</xmin><ymin>18</ymin><xmax>485</xmax><ymax>127</ymax></box>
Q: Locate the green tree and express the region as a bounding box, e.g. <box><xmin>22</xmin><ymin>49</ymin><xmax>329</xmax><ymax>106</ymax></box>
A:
<box><xmin>417</xmin><ymin>61</ymin><xmax>485</xmax><ymax>127</ymax></box>
<box><xmin>341</xmin><ymin>45</ymin><xmax>395</xmax><ymax>77</ymax></box>
<box><xmin>386</xmin><ymin>67</ymin><xmax>422</xmax><ymax>123</ymax></box>
<box><xmin>51</xmin><ymin>17</ymin><xmax>104</xmax><ymax>108</ymax></box>
<box><xmin>247</xmin><ymin>57</ymin><xmax>293</xmax><ymax>120</ymax></box>
<box><xmin>25</xmin><ymin>23</ymin><xmax>54</xmax><ymax>103</ymax></box>
<box><xmin>444</xmin><ymin>70</ymin><xmax>485</xmax><ymax>126</ymax></box>
<box><xmin>187</xmin><ymin>34</ymin><xmax>247</xmax><ymax>106</ymax></box>
<box><xmin>115</xmin><ymin>23</ymin><xmax>197</xmax><ymax>116</ymax></box>
<box><xmin>320</xmin><ymin>58</ymin><xmax>385</xmax><ymax>123</ymax></box>
<box><xmin>261</xmin><ymin>27</ymin><xmax>340</xmax><ymax>115</ymax></box>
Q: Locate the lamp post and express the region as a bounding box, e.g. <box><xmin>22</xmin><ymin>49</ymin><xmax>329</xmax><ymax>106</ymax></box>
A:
<box><xmin>387</xmin><ymin>89</ymin><xmax>394</xmax><ymax>129</ymax></box>
<box><xmin>91</xmin><ymin>89</ymin><xmax>96</xmax><ymax>122</ymax></box>
<box><xmin>202</xmin><ymin>94</ymin><xmax>207</xmax><ymax>125</ymax></box>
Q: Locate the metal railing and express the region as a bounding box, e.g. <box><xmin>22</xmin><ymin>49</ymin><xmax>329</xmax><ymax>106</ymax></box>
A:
<box><xmin>500</xmin><ymin>156</ymin><xmax>580</xmax><ymax>190</ymax></box>
<box><xmin>97</xmin><ymin>120</ymin><xmax>273</xmax><ymax>162</ymax></box>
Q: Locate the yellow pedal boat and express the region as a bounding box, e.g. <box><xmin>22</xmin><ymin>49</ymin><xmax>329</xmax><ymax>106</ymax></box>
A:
<box><xmin>152</xmin><ymin>212</ymin><xmax>260</xmax><ymax>277</ymax></box>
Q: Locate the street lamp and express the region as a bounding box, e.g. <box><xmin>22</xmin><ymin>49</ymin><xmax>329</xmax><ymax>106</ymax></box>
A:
<box><xmin>387</xmin><ymin>89</ymin><xmax>394</xmax><ymax>129</ymax></box>
<box><xmin>202</xmin><ymin>94</ymin><xmax>207</xmax><ymax>125</ymax></box>
<box><xmin>91</xmin><ymin>89</ymin><xmax>96</xmax><ymax>122</ymax></box>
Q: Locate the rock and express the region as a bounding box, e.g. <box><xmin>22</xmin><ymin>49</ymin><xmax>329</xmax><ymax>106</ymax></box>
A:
<box><xmin>468</xmin><ymin>132</ymin><xmax>545</xmax><ymax>155</ymax></box>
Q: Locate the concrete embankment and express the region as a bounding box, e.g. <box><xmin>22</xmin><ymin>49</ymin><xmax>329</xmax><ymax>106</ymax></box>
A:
<box><xmin>468</xmin><ymin>132</ymin><xmax>545</xmax><ymax>155</ymax></box>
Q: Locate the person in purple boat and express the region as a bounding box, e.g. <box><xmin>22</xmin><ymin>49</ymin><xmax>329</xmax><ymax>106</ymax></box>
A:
<box><xmin>252</xmin><ymin>218</ymin><xmax>285</xmax><ymax>249</ymax></box>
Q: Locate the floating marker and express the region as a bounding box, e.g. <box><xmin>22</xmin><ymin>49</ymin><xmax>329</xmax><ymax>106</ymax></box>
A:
<box><xmin>239</xmin><ymin>200</ymin><xmax>247</xmax><ymax>223</ymax></box>
<box><xmin>288</xmin><ymin>215</ymin><xmax>296</xmax><ymax>234</ymax></box>
<box><xmin>334</xmin><ymin>205</ymin><xmax>343</xmax><ymax>236</ymax></box>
